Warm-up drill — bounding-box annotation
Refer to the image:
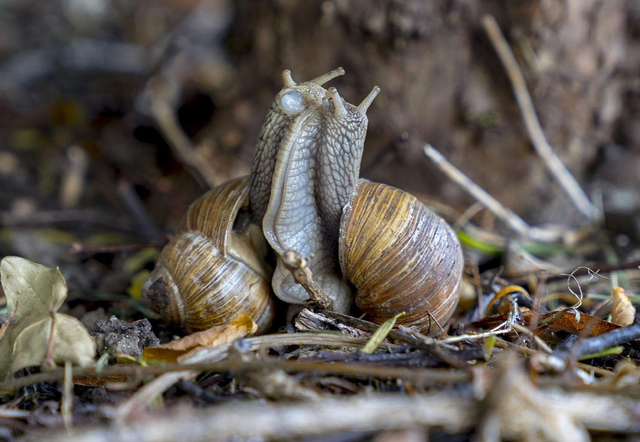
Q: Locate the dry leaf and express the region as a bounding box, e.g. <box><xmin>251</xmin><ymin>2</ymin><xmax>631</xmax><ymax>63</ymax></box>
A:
<box><xmin>468</xmin><ymin>310</ymin><xmax>620</xmax><ymax>338</ymax></box>
<box><xmin>1</xmin><ymin>257</ymin><xmax>67</xmax><ymax>324</ymax></box>
<box><xmin>10</xmin><ymin>314</ymin><xmax>96</xmax><ymax>375</ymax></box>
<box><xmin>143</xmin><ymin>314</ymin><xmax>257</xmax><ymax>362</ymax></box>
<box><xmin>0</xmin><ymin>257</ymin><xmax>96</xmax><ymax>379</ymax></box>
<box><xmin>612</xmin><ymin>286</ymin><xmax>635</xmax><ymax>326</ymax></box>
<box><xmin>536</xmin><ymin>311</ymin><xmax>620</xmax><ymax>336</ymax></box>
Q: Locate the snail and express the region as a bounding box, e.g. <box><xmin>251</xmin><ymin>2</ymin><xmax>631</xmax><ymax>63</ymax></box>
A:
<box><xmin>142</xmin><ymin>177</ymin><xmax>275</xmax><ymax>333</ymax></box>
<box><xmin>143</xmin><ymin>68</ymin><xmax>464</xmax><ymax>335</ymax></box>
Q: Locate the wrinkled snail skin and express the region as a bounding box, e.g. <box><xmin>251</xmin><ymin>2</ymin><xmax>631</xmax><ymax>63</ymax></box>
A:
<box><xmin>340</xmin><ymin>180</ymin><xmax>464</xmax><ymax>335</ymax></box>
<box><xmin>249</xmin><ymin>68</ymin><xmax>380</xmax><ymax>312</ymax></box>
<box><xmin>249</xmin><ymin>68</ymin><xmax>340</xmax><ymax>223</ymax></box>
<box><xmin>142</xmin><ymin>177</ymin><xmax>275</xmax><ymax>333</ymax></box>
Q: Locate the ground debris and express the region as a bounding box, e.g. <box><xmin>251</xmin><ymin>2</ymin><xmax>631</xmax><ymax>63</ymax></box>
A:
<box><xmin>93</xmin><ymin>316</ymin><xmax>160</xmax><ymax>358</ymax></box>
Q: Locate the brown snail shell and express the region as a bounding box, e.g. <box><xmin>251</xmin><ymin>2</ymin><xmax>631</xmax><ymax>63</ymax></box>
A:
<box><xmin>142</xmin><ymin>177</ymin><xmax>275</xmax><ymax>333</ymax></box>
<box><xmin>339</xmin><ymin>179</ymin><xmax>464</xmax><ymax>335</ymax></box>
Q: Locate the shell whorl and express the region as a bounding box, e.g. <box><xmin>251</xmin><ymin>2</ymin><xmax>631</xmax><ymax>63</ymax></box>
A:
<box><xmin>339</xmin><ymin>179</ymin><xmax>464</xmax><ymax>335</ymax></box>
<box><xmin>143</xmin><ymin>177</ymin><xmax>275</xmax><ymax>333</ymax></box>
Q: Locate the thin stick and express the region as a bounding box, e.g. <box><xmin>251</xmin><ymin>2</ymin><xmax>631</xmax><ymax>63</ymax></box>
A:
<box><xmin>26</xmin><ymin>388</ymin><xmax>640</xmax><ymax>442</ymax></box>
<box><xmin>322</xmin><ymin>311</ymin><xmax>441</xmax><ymax>350</ymax></box>
<box><xmin>0</xmin><ymin>332</ymin><xmax>472</xmax><ymax>392</ymax></box>
<box><xmin>511</xmin><ymin>323</ymin><xmax>553</xmax><ymax>354</ymax></box>
<box><xmin>321</xmin><ymin>311</ymin><xmax>467</xmax><ymax>368</ymax></box>
<box><xmin>115</xmin><ymin>370</ymin><xmax>195</xmax><ymax>420</ymax></box>
<box><xmin>466</xmin><ymin>257</ymin><xmax>485</xmax><ymax>320</ymax></box>
<box><xmin>26</xmin><ymin>393</ymin><xmax>477</xmax><ymax>442</ymax></box>
<box><xmin>424</xmin><ymin>144</ymin><xmax>559</xmax><ymax>243</ymax></box>
<box><xmin>59</xmin><ymin>145</ymin><xmax>88</xmax><ymax>209</ymax></box>
<box><xmin>118</xmin><ymin>179</ymin><xmax>164</xmax><ymax>242</ymax></box>
<box><xmin>557</xmin><ymin>321</ymin><xmax>640</xmax><ymax>361</ymax></box>
<box><xmin>494</xmin><ymin>337</ymin><xmax>613</xmax><ymax>377</ymax></box>
<box><xmin>69</xmin><ymin>242</ymin><xmax>164</xmax><ymax>255</ymax></box>
<box><xmin>282</xmin><ymin>250</ymin><xmax>333</xmax><ymax>309</ymax></box>
<box><xmin>510</xmin><ymin>260</ymin><xmax>640</xmax><ymax>284</ymax></box>
<box><xmin>0</xmin><ymin>358</ymin><xmax>469</xmax><ymax>394</ymax></box>
<box><xmin>481</xmin><ymin>15</ymin><xmax>599</xmax><ymax>222</ymax></box>
<box><xmin>62</xmin><ymin>362</ymin><xmax>73</xmax><ymax>431</ymax></box>
<box><xmin>151</xmin><ymin>92</ymin><xmax>220</xmax><ymax>189</ymax></box>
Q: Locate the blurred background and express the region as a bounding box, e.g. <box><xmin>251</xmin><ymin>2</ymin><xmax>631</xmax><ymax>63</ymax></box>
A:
<box><xmin>0</xmin><ymin>0</ymin><xmax>639</xmax><ymax>311</ymax></box>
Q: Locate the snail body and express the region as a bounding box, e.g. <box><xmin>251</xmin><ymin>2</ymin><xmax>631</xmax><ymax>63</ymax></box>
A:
<box><xmin>144</xmin><ymin>68</ymin><xmax>464</xmax><ymax>336</ymax></box>
<box><xmin>249</xmin><ymin>68</ymin><xmax>379</xmax><ymax>313</ymax></box>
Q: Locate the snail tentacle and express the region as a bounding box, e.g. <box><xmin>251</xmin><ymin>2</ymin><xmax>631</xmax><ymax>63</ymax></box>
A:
<box><xmin>310</xmin><ymin>67</ymin><xmax>345</xmax><ymax>85</ymax></box>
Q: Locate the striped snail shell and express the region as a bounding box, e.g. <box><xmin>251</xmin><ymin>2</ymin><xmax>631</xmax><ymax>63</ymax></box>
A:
<box><xmin>340</xmin><ymin>179</ymin><xmax>464</xmax><ymax>335</ymax></box>
<box><xmin>142</xmin><ymin>177</ymin><xmax>275</xmax><ymax>333</ymax></box>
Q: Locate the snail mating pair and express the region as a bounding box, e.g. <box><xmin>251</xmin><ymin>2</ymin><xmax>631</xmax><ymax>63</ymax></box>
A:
<box><xmin>142</xmin><ymin>68</ymin><xmax>464</xmax><ymax>335</ymax></box>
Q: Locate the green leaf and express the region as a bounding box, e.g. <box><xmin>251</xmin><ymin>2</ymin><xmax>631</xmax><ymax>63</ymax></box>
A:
<box><xmin>577</xmin><ymin>346</ymin><xmax>624</xmax><ymax>361</ymax></box>
<box><xmin>456</xmin><ymin>229</ymin><xmax>504</xmax><ymax>255</ymax></box>
<box><xmin>485</xmin><ymin>334</ymin><xmax>496</xmax><ymax>360</ymax></box>
<box><xmin>123</xmin><ymin>248</ymin><xmax>159</xmax><ymax>274</ymax></box>
<box><xmin>127</xmin><ymin>270</ymin><xmax>150</xmax><ymax>300</ymax></box>
<box><xmin>362</xmin><ymin>312</ymin><xmax>405</xmax><ymax>354</ymax></box>
<box><xmin>9</xmin><ymin>314</ymin><xmax>96</xmax><ymax>375</ymax></box>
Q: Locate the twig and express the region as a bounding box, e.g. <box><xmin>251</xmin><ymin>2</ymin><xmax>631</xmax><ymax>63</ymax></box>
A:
<box><xmin>295</xmin><ymin>309</ymin><xmax>371</xmax><ymax>339</ymax></box>
<box><xmin>62</xmin><ymin>362</ymin><xmax>73</xmax><ymax>431</ymax></box>
<box><xmin>442</xmin><ymin>296</ymin><xmax>522</xmax><ymax>346</ymax></box>
<box><xmin>117</xmin><ymin>179</ymin><xmax>164</xmax><ymax>242</ymax></box>
<box><xmin>69</xmin><ymin>242</ymin><xmax>165</xmax><ymax>255</ymax></box>
<box><xmin>469</xmin><ymin>258</ymin><xmax>485</xmax><ymax>320</ymax></box>
<box><xmin>24</xmin><ymin>388</ymin><xmax>640</xmax><ymax>442</ymax></box>
<box><xmin>320</xmin><ymin>311</ymin><xmax>467</xmax><ymax>368</ymax></box>
<box><xmin>424</xmin><ymin>144</ymin><xmax>562</xmax><ymax>243</ymax></box>
<box><xmin>27</xmin><ymin>393</ymin><xmax>477</xmax><ymax>442</ymax></box>
<box><xmin>321</xmin><ymin>311</ymin><xmax>439</xmax><ymax>350</ymax></box>
<box><xmin>396</xmin><ymin>326</ymin><xmax>457</xmax><ymax>351</ymax></box>
<box><xmin>226</xmin><ymin>343</ymin><xmax>321</xmax><ymax>402</ymax></box>
<box><xmin>150</xmin><ymin>90</ymin><xmax>220</xmax><ymax>189</ymax></box>
<box><xmin>438</xmin><ymin>325</ymin><xmax>512</xmax><ymax>345</ymax></box>
<box><xmin>115</xmin><ymin>370</ymin><xmax>195</xmax><ymax>420</ymax></box>
<box><xmin>59</xmin><ymin>145</ymin><xmax>88</xmax><ymax>209</ymax></box>
<box><xmin>0</xmin><ymin>210</ymin><xmax>135</xmax><ymax>233</ymax></box>
<box><xmin>0</xmin><ymin>332</ymin><xmax>471</xmax><ymax>393</ymax></box>
<box><xmin>510</xmin><ymin>323</ymin><xmax>553</xmax><ymax>354</ymax></box>
<box><xmin>554</xmin><ymin>260</ymin><xmax>640</xmax><ymax>281</ymax></box>
<box><xmin>481</xmin><ymin>15</ymin><xmax>599</xmax><ymax>222</ymax></box>
<box><xmin>282</xmin><ymin>250</ymin><xmax>333</xmax><ymax>309</ymax></box>
<box><xmin>452</xmin><ymin>201</ymin><xmax>485</xmax><ymax>232</ymax></box>
<box><xmin>556</xmin><ymin>321</ymin><xmax>640</xmax><ymax>361</ymax></box>
<box><xmin>494</xmin><ymin>338</ymin><xmax>613</xmax><ymax>377</ymax></box>
<box><xmin>0</xmin><ymin>358</ymin><xmax>468</xmax><ymax>394</ymax></box>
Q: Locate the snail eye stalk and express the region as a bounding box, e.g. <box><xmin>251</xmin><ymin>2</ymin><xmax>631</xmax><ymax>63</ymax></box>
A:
<box><xmin>279</xmin><ymin>90</ymin><xmax>307</xmax><ymax>115</ymax></box>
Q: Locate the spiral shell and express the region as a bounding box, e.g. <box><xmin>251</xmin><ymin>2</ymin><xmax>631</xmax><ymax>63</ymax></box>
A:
<box><xmin>339</xmin><ymin>179</ymin><xmax>463</xmax><ymax>335</ymax></box>
<box><xmin>142</xmin><ymin>177</ymin><xmax>275</xmax><ymax>333</ymax></box>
